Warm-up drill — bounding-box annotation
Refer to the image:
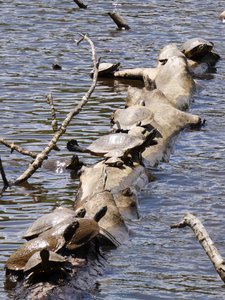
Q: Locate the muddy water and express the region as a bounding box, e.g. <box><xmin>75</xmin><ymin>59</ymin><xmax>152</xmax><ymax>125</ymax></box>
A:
<box><xmin>0</xmin><ymin>1</ymin><xmax>225</xmax><ymax>299</ymax></box>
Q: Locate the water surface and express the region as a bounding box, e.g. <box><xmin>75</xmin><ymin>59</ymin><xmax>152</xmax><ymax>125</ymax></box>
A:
<box><xmin>1</xmin><ymin>1</ymin><xmax>225</xmax><ymax>299</ymax></box>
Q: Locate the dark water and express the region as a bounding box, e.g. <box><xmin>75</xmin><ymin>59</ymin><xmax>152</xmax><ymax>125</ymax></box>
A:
<box><xmin>1</xmin><ymin>1</ymin><xmax>225</xmax><ymax>299</ymax></box>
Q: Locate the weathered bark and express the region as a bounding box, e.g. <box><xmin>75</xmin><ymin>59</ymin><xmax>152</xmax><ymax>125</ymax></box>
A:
<box><xmin>14</xmin><ymin>34</ymin><xmax>99</xmax><ymax>185</ymax></box>
<box><xmin>154</xmin><ymin>56</ymin><xmax>195</xmax><ymax>110</ymax></box>
<box><xmin>0</xmin><ymin>138</ymin><xmax>38</xmax><ymax>159</ymax></box>
<box><xmin>108</xmin><ymin>12</ymin><xmax>130</xmax><ymax>30</ymax></box>
<box><xmin>114</xmin><ymin>67</ymin><xmax>159</xmax><ymax>81</ymax></box>
<box><xmin>171</xmin><ymin>212</ymin><xmax>225</xmax><ymax>283</ymax></box>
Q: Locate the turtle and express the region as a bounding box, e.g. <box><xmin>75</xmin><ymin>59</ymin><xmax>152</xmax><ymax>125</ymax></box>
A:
<box><xmin>42</xmin><ymin>155</ymin><xmax>84</xmax><ymax>174</ymax></box>
<box><xmin>24</xmin><ymin>205</ymin><xmax>119</xmax><ymax>248</ymax></box>
<box><xmin>111</xmin><ymin>105</ymin><xmax>161</xmax><ymax>134</ymax></box>
<box><xmin>180</xmin><ymin>38</ymin><xmax>213</xmax><ymax>60</ymax></box>
<box><xmin>23</xmin><ymin>249</ymin><xmax>67</xmax><ymax>283</ymax></box>
<box><xmin>67</xmin><ymin>126</ymin><xmax>158</xmax><ymax>166</ymax></box>
<box><xmin>23</xmin><ymin>206</ymin><xmax>86</xmax><ymax>241</ymax></box>
<box><xmin>5</xmin><ymin>220</ymin><xmax>80</xmax><ymax>274</ymax></box>
<box><xmin>39</xmin><ymin>206</ymin><xmax>108</xmax><ymax>249</ymax></box>
<box><xmin>90</xmin><ymin>62</ymin><xmax>120</xmax><ymax>78</ymax></box>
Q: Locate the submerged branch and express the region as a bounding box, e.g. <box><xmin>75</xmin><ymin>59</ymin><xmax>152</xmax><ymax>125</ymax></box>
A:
<box><xmin>108</xmin><ymin>12</ymin><xmax>130</xmax><ymax>30</ymax></box>
<box><xmin>14</xmin><ymin>34</ymin><xmax>99</xmax><ymax>185</ymax></box>
<box><xmin>0</xmin><ymin>156</ymin><xmax>9</xmax><ymax>189</ymax></box>
<box><xmin>171</xmin><ymin>212</ymin><xmax>225</xmax><ymax>283</ymax></box>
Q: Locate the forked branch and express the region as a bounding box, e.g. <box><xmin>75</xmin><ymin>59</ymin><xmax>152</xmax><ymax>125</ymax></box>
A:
<box><xmin>9</xmin><ymin>34</ymin><xmax>98</xmax><ymax>185</ymax></box>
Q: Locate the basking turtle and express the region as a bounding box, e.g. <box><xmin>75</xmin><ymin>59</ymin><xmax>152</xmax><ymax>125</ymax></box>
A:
<box><xmin>23</xmin><ymin>206</ymin><xmax>86</xmax><ymax>240</ymax></box>
<box><xmin>39</xmin><ymin>206</ymin><xmax>108</xmax><ymax>251</ymax></box>
<box><xmin>90</xmin><ymin>62</ymin><xmax>120</xmax><ymax>78</ymax></box>
<box><xmin>5</xmin><ymin>220</ymin><xmax>79</xmax><ymax>274</ymax></box>
<box><xmin>111</xmin><ymin>105</ymin><xmax>160</xmax><ymax>134</ymax></box>
<box><xmin>23</xmin><ymin>249</ymin><xmax>67</xmax><ymax>283</ymax></box>
<box><xmin>181</xmin><ymin>38</ymin><xmax>213</xmax><ymax>60</ymax></box>
<box><xmin>67</xmin><ymin>126</ymin><xmax>158</xmax><ymax>166</ymax></box>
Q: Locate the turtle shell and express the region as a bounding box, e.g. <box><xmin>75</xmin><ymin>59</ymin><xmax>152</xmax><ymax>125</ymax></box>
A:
<box><xmin>112</xmin><ymin>105</ymin><xmax>157</xmax><ymax>131</ymax></box>
<box><xmin>6</xmin><ymin>221</ymin><xmax>79</xmax><ymax>272</ymax></box>
<box><xmin>24</xmin><ymin>249</ymin><xmax>66</xmax><ymax>274</ymax></box>
<box><xmin>23</xmin><ymin>207</ymin><xmax>77</xmax><ymax>240</ymax></box>
<box><xmin>181</xmin><ymin>38</ymin><xmax>213</xmax><ymax>59</ymax></box>
<box><xmin>90</xmin><ymin>62</ymin><xmax>120</xmax><ymax>77</ymax></box>
<box><xmin>5</xmin><ymin>235</ymin><xmax>65</xmax><ymax>272</ymax></box>
<box><xmin>87</xmin><ymin>132</ymin><xmax>144</xmax><ymax>157</ymax></box>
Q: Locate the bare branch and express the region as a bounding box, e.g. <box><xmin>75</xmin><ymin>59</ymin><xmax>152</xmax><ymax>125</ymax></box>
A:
<box><xmin>47</xmin><ymin>92</ymin><xmax>59</xmax><ymax>132</ymax></box>
<box><xmin>14</xmin><ymin>34</ymin><xmax>99</xmax><ymax>185</ymax></box>
<box><xmin>0</xmin><ymin>138</ymin><xmax>38</xmax><ymax>159</ymax></box>
<box><xmin>171</xmin><ymin>212</ymin><xmax>225</xmax><ymax>283</ymax></box>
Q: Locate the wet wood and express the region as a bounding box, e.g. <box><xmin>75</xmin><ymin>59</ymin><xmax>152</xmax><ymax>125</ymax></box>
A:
<box><xmin>108</xmin><ymin>12</ymin><xmax>130</xmax><ymax>30</ymax></box>
<box><xmin>73</xmin><ymin>0</ymin><xmax>87</xmax><ymax>9</ymax></box>
<box><xmin>171</xmin><ymin>213</ymin><xmax>225</xmax><ymax>283</ymax></box>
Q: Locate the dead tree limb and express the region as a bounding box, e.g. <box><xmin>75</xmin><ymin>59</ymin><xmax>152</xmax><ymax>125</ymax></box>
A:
<box><xmin>47</xmin><ymin>92</ymin><xmax>59</xmax><ymax>133</ymax></box>
<box><xmin>0</xmin><ymin>138</ymin><xmax>38</xmax><ymax>159</ymax></box>
<box><xmin>73</xmin><ymin>0</ymin><xmax>87</xmax><ymax>9</ymax></box>
<box><xmin>171</xmin><ymin>212</ymin><xmax>225</xmax><ymax>283</ymax></box>
<box><xmin>108</xmin><ymin>12</ymin><xmax>130</xmax><ymax>30</ymax></box>
<box><xmin>0</xmin><ymin>156</ymin><xmax>9</xmax><ymax>189</ymax></box>
<box><xmin>14</xmin><ymin>34</ymin><xmax>99</xmax><ymax>185</ymax></box>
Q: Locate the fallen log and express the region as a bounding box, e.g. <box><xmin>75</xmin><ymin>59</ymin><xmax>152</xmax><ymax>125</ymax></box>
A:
<box><xmin>171</xmin><ymin>212</ymin><xmax>225</xmax><ymax>283</ymax></box>
<box><xmin>7</xmin><ymin>38</ymin><xmax>217</xmax><ymax>299</ymax></box>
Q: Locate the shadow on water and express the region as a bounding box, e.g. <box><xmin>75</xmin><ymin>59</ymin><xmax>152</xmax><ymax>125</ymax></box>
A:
<box><xmin>1</xmin><ymin>0</ymin><xmax>225</xmax><ymax>299</ymax></box>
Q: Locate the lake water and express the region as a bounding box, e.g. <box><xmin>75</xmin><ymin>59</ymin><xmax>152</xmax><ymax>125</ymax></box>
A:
<box><xmin>1</xmin><ymin>1</ymin><xmax>225</xmax><ymax>299</ymax></box>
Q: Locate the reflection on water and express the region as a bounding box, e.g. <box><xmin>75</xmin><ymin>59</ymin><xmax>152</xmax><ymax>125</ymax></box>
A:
<box><xmin>1</xmin><ymin>0</ymin><xmax>225</xmax><ymax>299</ymax></box>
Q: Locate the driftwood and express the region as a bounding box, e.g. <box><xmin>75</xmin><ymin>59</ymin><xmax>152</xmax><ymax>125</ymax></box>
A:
<box><xmin>171</xmin><ymin>212</ymin><xmax>225</xmax><ymax>283</ymax></box>
<box><xmin>0</xmin><ymin>34</ymin><xmax>99</xmax><ymax>186</ymax></box>
<box><xmin>0</xmin><ymin>138</ymin><xmax>38</xmax><ymax>159</ymax></box>
<box><xmin>108</xmin><ymin>12</ymin><xmax>130</xmax><ymax>30</ymax></box>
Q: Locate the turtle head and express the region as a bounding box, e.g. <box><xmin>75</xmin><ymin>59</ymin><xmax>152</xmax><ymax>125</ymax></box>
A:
<box><xmin>67</xmin><ymin>140</ymin><xmax>84</xmax><ymax>153</ymax></box>
<box><xmin>63</xmin><ymin>221</ymin><xmax>80</xmax><ymax>242</ymax></box>
<box><xmin>94</xmin><ymin>206</ymin><xmax>107</xmax><ymax>222</ymax></box>
<box><xmin>40</xmin><ymin>249</ymin><xmax>50</xmax><ymax>264</ymax></box>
